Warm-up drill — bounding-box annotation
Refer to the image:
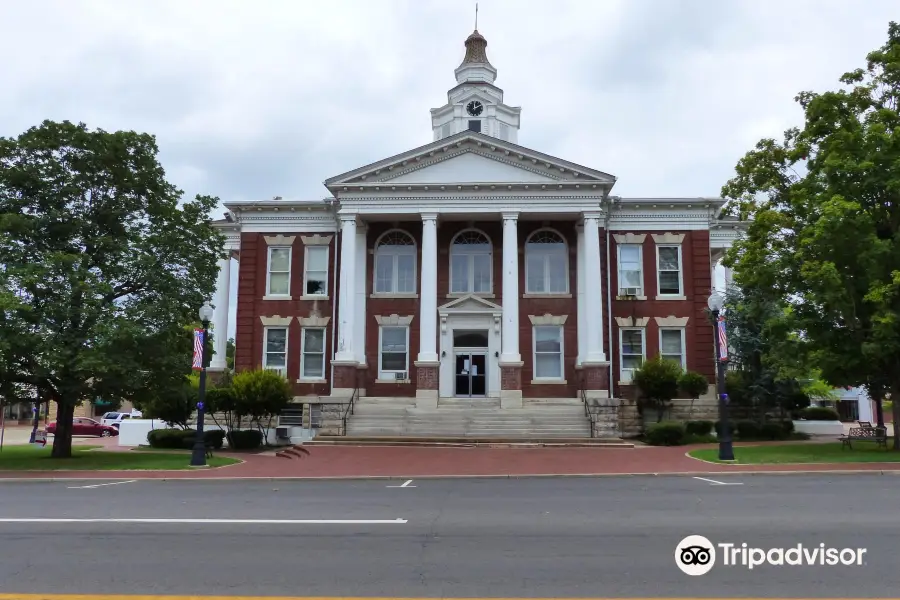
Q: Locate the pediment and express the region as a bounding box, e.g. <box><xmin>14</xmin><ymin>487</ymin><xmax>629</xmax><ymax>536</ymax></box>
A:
<box><xmin>438</xmin><ymin>294</ymin><xmax>503</xmax><ymax>313</ymax></box>
<box><xmin>324</xmin><ymin>131</ymin><xmax>616</xmax><ymax>191</ymax></box>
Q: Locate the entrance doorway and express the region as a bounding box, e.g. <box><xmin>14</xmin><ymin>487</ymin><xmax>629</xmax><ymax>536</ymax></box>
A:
<box><xmin>453</xmin><ymin>329</ymin><xmax>489</xmax><ymax>398</ymax></box>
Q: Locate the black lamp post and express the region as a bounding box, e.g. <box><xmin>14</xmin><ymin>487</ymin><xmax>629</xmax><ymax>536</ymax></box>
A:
<box><xmin>707</xmin><ymin>291</ymin><xmax>734</xmax><ymax>461</ymax></box>
<box><xmin>190</xmin><ymin>301</ymin><xmax>215</xmax><ymax>467</ymax></box>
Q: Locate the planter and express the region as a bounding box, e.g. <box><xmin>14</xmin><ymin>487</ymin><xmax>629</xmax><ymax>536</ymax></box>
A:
<box><xmin>792</xmin><ymin>420</ymin><xmax>843</xmax><ymax>436</ymax></box>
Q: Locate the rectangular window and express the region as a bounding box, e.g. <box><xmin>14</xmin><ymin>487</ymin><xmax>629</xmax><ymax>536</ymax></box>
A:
<box><xmin>267</xmin><ymin>247</ymin><xmax>291</xmax><ymax>296</ymax></box>
<box><xmin>379</xmin><ymin>326</ymin><xmax>409</xmax><ymax>379</ymax></box>
<box><xmin>300</xmin><ymin>328</ymin><xmax>326</xmax><ymax>380</ymax></box>
<box><xmin>617</xmin><ymin>244</ymin><xmax>643</xmax><ymax>295</ymax></box>
<box><xmin>657</xmin><ymin>246</ymin><xmax>682</xmax><ymax>296</ymax></box>
<box><xmin>619</xmin><ymin>328</ymin><xmax>645</xmax><ymax>382</ymax></box>
<box><xmin>533</xmin><ymin>325</ymin><xmax>564</xmax><ymax>380</ymax></box>
<box><xmin>451</xmin><ymin>253</ymin><xmax>492</xmax><ymax>293</ymax></box>
<box><xmin>468</xmin><ymin>120</ymin><xmax>481</xmax><ymax>133</ymax></box>
<box><xmin>660</xmin><ymin>328</ymin><xmax>686</xmax><ymax>369</ymax></box>
<box><xmin>303</xmin><ymin>246</ymin><xmax>328</xmax><ymax>297</ymax></box>
<box><xmin>263</xmin><ymin>327</ymin><xmax>288</xmax><ymax>375</ymax></box>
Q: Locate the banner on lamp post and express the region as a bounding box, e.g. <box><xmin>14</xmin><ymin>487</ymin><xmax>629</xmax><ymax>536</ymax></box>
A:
<box><xmin>192</xmin><ymin>328</ymin><xmax>204</xmax><ymax>370</ymax></box>
<box><xmin>717</xmin><ymin>316</ymin><xmax>728</xmax><ymax>361</ymax></box>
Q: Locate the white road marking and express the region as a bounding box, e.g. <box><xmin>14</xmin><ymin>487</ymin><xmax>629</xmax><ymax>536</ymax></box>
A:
<box><xmin>0</xmin><ymin>517</ymin><xmax>407</xmax><ymax>524</ymax></box>
<box><xmin>693</xmin><ymin>476</ymin><xmax>744</xmax><ymax>486</ymax></box>
<box><xmin>387</xmin><ymin>479</ymin><xmax>416</xmax><ymax>488</ymax></box>
<box><xmin>67</xmin><ymin>480</ymin><xmax>137</xmax><ymax>489</ymax></box>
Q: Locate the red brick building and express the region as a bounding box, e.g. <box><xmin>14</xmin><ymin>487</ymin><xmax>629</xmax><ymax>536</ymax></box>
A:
<box><xmin>209</xmin><ymin>29</ymin><xmax>742</xmax><ymax>438</ymax></box>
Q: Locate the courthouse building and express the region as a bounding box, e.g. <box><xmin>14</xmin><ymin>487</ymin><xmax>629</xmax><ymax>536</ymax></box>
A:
<box><xmin>210</xmin><ymin>29</ymin><xmax>741</xmax><ymax>438</ymax></box>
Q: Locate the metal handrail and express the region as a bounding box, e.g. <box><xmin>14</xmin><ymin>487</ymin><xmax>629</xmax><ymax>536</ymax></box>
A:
<box><xmin>577</xmin><ymin>369</ymin><xmax>596</xmax><ymax>439</ymax></box>
<box><xmin>340</xmin><ymin>367</ymin><xmax>361</xmax><ymax>436</ymax></box>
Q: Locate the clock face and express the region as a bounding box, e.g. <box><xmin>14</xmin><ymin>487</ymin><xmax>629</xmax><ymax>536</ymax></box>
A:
<box><xmin>466</xmin><ymin>100</ymin><xmax>484</xmax><ymax>116</ymax></box>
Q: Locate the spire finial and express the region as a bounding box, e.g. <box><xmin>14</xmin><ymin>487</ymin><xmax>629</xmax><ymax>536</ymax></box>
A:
<box><xmin>475</xmin><ymin>3</ymin><xmax>478</xmax><ymax>30</ymax></box>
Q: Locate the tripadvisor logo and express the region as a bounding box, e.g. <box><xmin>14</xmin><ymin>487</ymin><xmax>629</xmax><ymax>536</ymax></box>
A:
<box><xmin>675</xmin><ymin>535</ymin><xmax>867</xmax><ymax>575</ymax></box>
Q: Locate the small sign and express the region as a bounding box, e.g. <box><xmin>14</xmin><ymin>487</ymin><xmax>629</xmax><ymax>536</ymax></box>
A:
<box><xmin>33</xmin><ymin>430</ymin><xmax>47</xmax><ymax>447</ymax></box>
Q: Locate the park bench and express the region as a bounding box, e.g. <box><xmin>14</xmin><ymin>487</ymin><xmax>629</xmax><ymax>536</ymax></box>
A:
<box><xmin>839</xmin><ymin>421</ymin><xmax>887</xmax><ymax>450</ymax></box>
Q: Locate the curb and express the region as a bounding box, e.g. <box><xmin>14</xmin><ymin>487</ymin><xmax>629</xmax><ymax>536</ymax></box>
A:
<box><xmin>1</xmin><ymin>469</ymin><xmax>898</xmax><ymax>483</ymax></box>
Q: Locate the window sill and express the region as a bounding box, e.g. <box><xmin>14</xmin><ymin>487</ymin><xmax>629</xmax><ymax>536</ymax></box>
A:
<box><xmin>522</xmin><ymin>293</ymin><xmax>572</xmax><ymax>299</ymax></box>
<box><xmin>617</xmin><ymin>381</ymin><xmax>635</xmax><ymax>386</ymax></box>
<box><xmin>446</xmin><ymin>292</ymin><xmax>495</xmax><ymax>299</ymax></box>
<box><xmin>530</xmin><ymin>379</ymin><xmax>568</xmax><ymax>385</ymax></box>
<box><xmin>655</xmin><ymin>295</ymin><xmax>687</xmax><ymax>301</ymax></box>
<box><xmin>375</xmin><ymin>378</ymin><xmax>412</xmax><ymax>384</ymax></box>
<box><xmin>299</xmin><ymin>295</ymin><xmax>330</xmax><ymax>301</ymax></box>
<box><xmin>616</xmin><ymin>295</ymin><xmax>647</xmax><ymax>301</ymax></box>
<box><xmin>370</xmin><ymin>293</ymin><xmax>419</xmax><ymax>299</ymax></box>
<box><xmin>262</xmin><ymin>295</ymin><xmax>292</xmax><ymax>301</ymax></box>
<box><xmin>296</xmin><ymin>378</ymin><xmax>327</xmax><ymax>384</ymax></box>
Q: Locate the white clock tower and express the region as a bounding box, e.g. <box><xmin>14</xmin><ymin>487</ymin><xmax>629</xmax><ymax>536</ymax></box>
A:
<box><xmin>430</xmin><ymin>29</ymin><xmax>522</xmax><ymax>143</ymax></box>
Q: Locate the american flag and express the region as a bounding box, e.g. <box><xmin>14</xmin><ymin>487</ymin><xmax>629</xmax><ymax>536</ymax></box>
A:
<box><xmin>192</xmin><ymin>329</ymin><xmax>204</xmax><ymax>370</ymax></box>
<box><xmin>717</xmin><ymin>316</ymin><xmax>728</xmax><ymax>361</ymax></box>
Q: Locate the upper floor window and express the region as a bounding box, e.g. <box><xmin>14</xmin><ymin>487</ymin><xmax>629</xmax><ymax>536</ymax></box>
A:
<box><xmin>374</xmin><ymin>230</ymin><xmax>416</xmax><ymax>294</ymax></box>
<box><xmin>304</xmin><ymin>246</ymin><xmax>328</xmax><ymax>297</ymax></box>
<box><xmin>656</xmin><ymin>246</ymin><xmax>683</xmax><ymax>296</ymax></box>
<box><xmin>525</xmin><ymin>229</ymin><xmax>568</xmax><ymax>294</ymax></box>
<box><xmin>450</xmin><ymin>230</ymin><xmax>492</xmax><ymax>294</ymax></box>
<box><xmin>267</xmin><ymin>247</ymin><xmax>291</xmax><ymax>297</ymax></box>
<box><xmin>617</xmin><ymin>244</ymin><xmax>643</xmax><ymax>296</ymax></box>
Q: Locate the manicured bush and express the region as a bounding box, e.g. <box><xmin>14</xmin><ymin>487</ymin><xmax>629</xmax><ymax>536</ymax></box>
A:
<box><xmin>146</xmin><ymin>428</ymin><xmax>227</xmax><ymax>449</ymax></box>
<box><xmin>226</xmin><ymin>429</ymin><xmax>263</xmax><ymax>450</ymax></box>
<box><xmin>644</xmin><ymin>421</ymin><xmax>686</xmax><ymax>446</ymax></box>
<box><xmin>800</xmin><ymin>406</ymin><xmax>840</xmax><ymax>421</ymax></box>
<box><xmin>685</xmin><ymin>420</ymin><xmax>714</xmax><ymax>436</ymax></box>
<box><xmin>735</xmin><ymin>420</ymin><xmax>762</xmax><ymax>439</ymax></box>
<box><xmin>684</xmin><ymin>433</ymin><xmax>718</xmax><ymax>444</ymax></box>
<box><xmin>204</xmin><ymin>429</ymin><xmax>226</xmax><ymax>449</ymax></box>
<box><xmin>714</xmin><ymin>420</ymin><xmax>732</xmax><ymax>437</ymax></box>
<box><xmin>759</xmin><ymin>421</ymin><xmax>789</xmax><ymax>441</ymax></box>
<box><xmin>781</xmin><ymin>419</ymin><xmax>795</xmax><ymax>434</ymax></box>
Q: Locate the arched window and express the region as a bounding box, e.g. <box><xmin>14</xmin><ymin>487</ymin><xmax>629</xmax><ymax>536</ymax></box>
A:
<box><xmin>450</xmin><ymin>229</ymin><xmax>492</xmax><ymax>294</ymax></box>
<box><xmin>525</xmin><ymin>229</ymin><xmax>568</xmax><ymax>294</ymax></box>
<box><xmin>374</xmin><ymin>230</ymin><xmax>416</xmax><ymax>294</ymax></box>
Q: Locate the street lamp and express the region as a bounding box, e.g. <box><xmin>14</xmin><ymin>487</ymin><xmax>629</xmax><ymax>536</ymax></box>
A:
<box><xmin>190</xmin><ymin>301</ymin><xmax>215</xmax><ymax>467</ymax></box>
<box><xmin>707</xmin><ymin>291</ymin><xmax>734</xmax><ymax>461</ymax></box>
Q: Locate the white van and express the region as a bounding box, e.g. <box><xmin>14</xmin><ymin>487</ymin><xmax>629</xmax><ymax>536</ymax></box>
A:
<box><xmin>100</xmin><ymin>410</ymin><xmax>143</xmax><ymax>428</ymax></box>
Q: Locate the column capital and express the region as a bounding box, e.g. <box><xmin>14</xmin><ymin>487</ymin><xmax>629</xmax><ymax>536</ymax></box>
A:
<box><xmin>501</xmin><ymin>211</ymin><xmax>520</xmax><ymax>222</ymax></box>
<box><xmin>581</xmin><ymin>211</ymin><xmax>603</xmax><ymax>222</ymax></box>
<box><xmin>338</xmin><ymin>213</ymin><xmax>359</xmax><ymax>224</ymax></box>
<box><xmin>420</xmin><ymin>212</ymin><xmax>439</xmax><ymax>223</ymax></box>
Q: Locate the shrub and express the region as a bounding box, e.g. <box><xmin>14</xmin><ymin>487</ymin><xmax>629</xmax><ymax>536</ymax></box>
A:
<box><xmin>227</xmin><ymin>429</ymin><xmax>263</xmax><ymax>450</ymax></box>
<box><xmin>634</xmin><ymin>356</ymin><xmax>683</xmax><ymax>423</ymax></box>
<box><xmin>714</xmin><ymin>420</ymin><xmax>732</xmax><ymax>437</ymax></box>
<box><xmin>679</xmin><ymin>371</ymin><xmax>709</xmax><ymax>399</ymax></box>
<box><xmin>147</xmin><ymin>428</ymin><xmax>226</xmax><ymax>449</ymax></box>
<box><xmin>684</xmin><ymin>433</ymin><xmax>718</xmax><ymax>444</ymax></box>
<box><xmin>644</xmin><ymin>421</ymin><xmax>686</xmax><ymax>446</ymax></box>
<box><xmin>800</xmin><ymin>406</ymin><xmax>840</xmax><ymax>421</ymax></box>
<box><xmin>759</xmin><ymin>421</ymin><xmax>790</xmax><ymax>441</ymax></box>
<box><xmin>735</xmin><ymin>420</ymin><xmax>762</xmax><ymax>439</ymax></box>
<box><xmin>685</xmin><ymin>420</ymin><xmax>714</xmax><ymax>436</ymax></box>
<box><xmin>204</xmin><ymin>429</ymin><xmax>226</xmax><ymax>449</ymax></box>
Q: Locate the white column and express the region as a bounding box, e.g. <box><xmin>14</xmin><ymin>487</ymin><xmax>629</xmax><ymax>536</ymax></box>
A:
<box><xmin>209</xmin><ymin>254</ymin><xmax>232</xmax><ymax>370</ymax></box>
<box><xmin>417</xmin><ymin>213</ymin><xmax>439</xmax><ymax>363</ymax></box>
<box><xmin>575</xmin><ymin>224</ymin><xmax>586</xmax><ymax>366</ymax></box>
<box><xmin>583</xmin><ymin>212</ymin><xmax>606</xmax><ymax>363</ymax></box>
<box><xmin>354</xmin><ymin>223</ymin><xmax>368</xmax><ymax>366</ymax></box>
<box><xmin>500</xmin><ymin>211</ymin><xmax>521</xmax><ymax>363</ymax></box>
<box><xmin>335</xmin><ymin>215</ymin><xmax>357</xmax><ymax>363</ymax></box>
<box><xmin>724</xmin><ymin>264</ymin><xmax>734</xmax><ymax>292</ymax></box>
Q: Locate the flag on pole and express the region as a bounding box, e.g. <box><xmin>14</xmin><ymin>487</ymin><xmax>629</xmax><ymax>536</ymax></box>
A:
<box><xmin>717</xmin><ymin>316</ymin><xmax>728</xmax><ymax>361</ymax></box>
<box><xmin>192</xmin><ymin>328</ymin><xmax>204</xmax><ymax>370</ymax></box>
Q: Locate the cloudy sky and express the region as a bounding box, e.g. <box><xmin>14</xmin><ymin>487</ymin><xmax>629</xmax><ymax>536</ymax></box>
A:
<box><xmin>1</xmin><ymin>0</ymin><xmax>895</xmax><ymax>338</ymax></box>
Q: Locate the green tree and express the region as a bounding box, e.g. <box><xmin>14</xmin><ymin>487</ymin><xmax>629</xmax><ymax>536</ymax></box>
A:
<box><xmin>226</xmin><ymin>338</ymin><xmax>235</xmax><ymax>370</ymax></box>
<box><xmin>0</xmin><ymin>120</ymin><xmax>224</xmax><ymax>457</ymax></box>
<box><xmin>633</xmin><ymin>356</ymin><xmax>683</xmax><ymax>423</ymax></box>
<box><xmin>230</xmin><ymin>368</ymin><xmax>292</xmax><ymax>445</ymax></box>
<box><xmin>678</xmin><ymin>371</ymin><xmax>709</xmax><ymax>419</ymax></box>
<box><xmin>721</xmin><ymin>22</ymin><xmax>900</xmax><ymax>447</ymax></box>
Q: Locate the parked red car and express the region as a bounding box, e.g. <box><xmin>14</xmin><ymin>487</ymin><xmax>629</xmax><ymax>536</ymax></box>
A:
<box><xmin>46</xmin><ymin>417</ymin><xmax>119</xmax><ymax>437</ymax></box>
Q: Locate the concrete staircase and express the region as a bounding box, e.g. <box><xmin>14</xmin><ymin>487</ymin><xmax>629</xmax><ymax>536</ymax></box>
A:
<box><xmin>337</xmin><ymin>396</ymin><xmax>611</xmax><ymax>440</ymax></box>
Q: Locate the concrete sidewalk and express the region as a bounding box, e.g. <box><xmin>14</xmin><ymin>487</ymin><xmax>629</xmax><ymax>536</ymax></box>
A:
<box><xmin>2</xmin><ymin>443</ymin><xmax>900</xmax><ymax>480</ymax></box>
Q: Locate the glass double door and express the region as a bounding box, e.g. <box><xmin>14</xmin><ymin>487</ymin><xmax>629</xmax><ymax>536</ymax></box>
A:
<box><xmin>454</xmin><ymin>352</ymin><xmax>487</xmax><ymax>397</ymax></box>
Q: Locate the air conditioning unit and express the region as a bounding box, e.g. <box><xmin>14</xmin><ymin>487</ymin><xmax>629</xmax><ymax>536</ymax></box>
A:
<box><xmin>275</xmin><ymin>426</ymin><xmax>290</xmax><ymax>440</ymax></box>
<box><xmin>395</xmin><ymin>371</ymin><xmax>408</xmax><ymax>381</ymax></box>
<box><xmin>620</xmin><ymin>287</ymin><xmax>640</xmax><ymax>297</ymax></box>
<box><xmin>620</xmin><ymin>369</ymin><xmax>634</xmax><ymax>383</ymax></box>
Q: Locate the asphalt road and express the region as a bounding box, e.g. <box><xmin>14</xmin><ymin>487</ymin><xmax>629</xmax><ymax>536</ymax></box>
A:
<box><xmin>0</xmin><ymin>474</ymin><xmax>897</xmax><ymax>598</ymax></box>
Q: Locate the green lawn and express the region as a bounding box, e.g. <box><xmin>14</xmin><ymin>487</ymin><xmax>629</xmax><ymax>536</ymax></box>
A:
<box><xmin>690</xmin><ymin>442</ymin><xmax>900</xmax><ymax>464</ymax></box>
<box><xmin>0</xmin><ymin>445</ymin><xmax>241</xmax><ymax>470</ymax></box>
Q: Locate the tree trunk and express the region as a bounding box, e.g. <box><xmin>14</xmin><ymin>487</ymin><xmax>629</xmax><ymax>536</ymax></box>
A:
<box><xmin>872</xmin><ymin>388</ymin><xmax>885</xmax><ymax>428</ymax></box>
<box><xmin>51</xmin><ymin>402</ymin><xmax>75</xmax><ymax>458</ymax></box>
<box><xmin>892</xmin><ymin>386</ymin><xmax>900</xmax><ymax>452</ymax></box>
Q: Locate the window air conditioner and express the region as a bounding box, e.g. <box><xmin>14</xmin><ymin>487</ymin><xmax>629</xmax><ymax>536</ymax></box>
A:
<box><xmin>621</xmin><ymin>287</ymin><xmax>640</xmax><ymax>297</ymax></box>
<box><xmin>620</xmin><ymin>369</ymin><xmax>634</xmax><ymax>383</ymax></box>
<box><xmin>395</xmin><ymin>372</ymin><xmax>408</xmax><ymax>381</ymax></box>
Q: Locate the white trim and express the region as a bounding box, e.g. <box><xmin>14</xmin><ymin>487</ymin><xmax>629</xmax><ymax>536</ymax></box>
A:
<box><xmin>302</xmin><ymin>245</ymin><xmax>329</xmax><ymax>298</ymax></box>
<box><xmin>658</xmin><ymin>327</ymin><xmax>686</xmax><ymax>370</ymax></box>
<box><xmin>531</xmin><ymin>324</ymin><xmax>565</xmax><ymax>381</ymax></box>
<box><xmin>372</xmin><ymin>229</ymin><xmax>417</xmax><ymax>295</ymax></box>
<box><xmin>300</xmin><ymin>327</ymin><xmax>327</xmax><ymax>381</ymax></box>
<box><xmin>618</xmin><ymin>327</ymin><xmax>646</xmax><ymax>384</ymax></box>
<box><xmin>524</xmin><ymin>228</ymin><xmax>570</xmax><ymax>295</ymax></box>
<box><xmin>449</xmin><ymin>228</ymin><xmax>493</xmax><ymax>294</ymax></box>
<box><xmin>616</xmin><ymin>243</ymin><xmax>643</xmax><ymax>297</ymax></box>
<box><xmin>378</xmin><ymin>324</ymin><xmax>410</xmax><ymax>380</ymax></box>
<box><xmin>655</xmin><ymin>244</ymin><xmax>683</xmax><ymax>298</ymax></box>
<box><xmin>300</xmin><ymin>234</ymin><xmax>333</xmax><ymax>246</ymax></box>
<box><xmin>262</xmin><ymin>326</ymin><xmax>289</xmax><ymax>377</ymax></box>
<box><xmin>264</xmin><ymin>234</ymin><xmax>296</xmax><ymax>246</ymax></box>
<box><xmin>266</xmin><ymin>246</ymin><xmax>292</xmax><ymax>299</ymax></box>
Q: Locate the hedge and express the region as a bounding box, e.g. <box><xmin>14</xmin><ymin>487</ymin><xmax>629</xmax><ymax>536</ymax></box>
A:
<box><xmin>645</xmin><ymin>421</ymin><xmax>686</xmax><ymax>446</ymax></box>
<box><xmin>799</xmin><ymin>406</ymin><xmax>840</xmax><ymax>421</ymax></box>
<box><xmin>226</xmin><ymin>429</ymin><xmax>263</xmax><ymax>450</ymax></box>
<box><xmin>147</xmin><ymin>428</ymin><xmax>227</xmax><ymax>449</ymax></box>
<box><xmin>685</xmin><ymin>420</ymin><xmax>714</xmax><ymax>436</ymax></box>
